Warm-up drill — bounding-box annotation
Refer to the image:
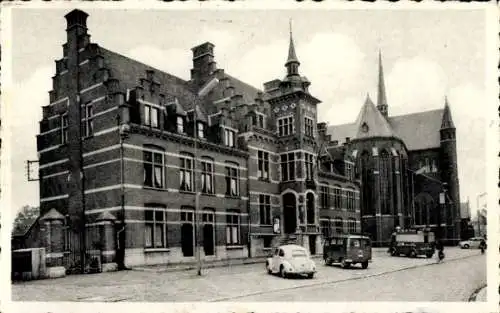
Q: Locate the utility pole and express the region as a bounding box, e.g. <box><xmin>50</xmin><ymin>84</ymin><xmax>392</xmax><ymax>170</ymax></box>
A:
<box><xmin>194</xmin><ymin>78</ymin><xmax>219</xmax><ymax>276</ymax></box>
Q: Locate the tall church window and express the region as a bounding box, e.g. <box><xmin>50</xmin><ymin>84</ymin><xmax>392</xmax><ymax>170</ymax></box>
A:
<box><xmin>361</xmin><ymin>151</ymin><xmax>374</xmax><ymax>215</ymax></box>
<box><xmin>379</xmin><ymin>150</ymin><xmax>391</xmax><ymax>215</ymax></box>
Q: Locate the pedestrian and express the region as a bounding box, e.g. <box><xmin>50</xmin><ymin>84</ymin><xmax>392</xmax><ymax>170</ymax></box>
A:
<box><xmin>435</xmin><ymin>240</ymin><xmax>445</xmax><ymax>263</ymax></box>
<box><xmin>479</xmin><ymin>239</ymin><xmax>486</xmax><ymax>254</ymax></box>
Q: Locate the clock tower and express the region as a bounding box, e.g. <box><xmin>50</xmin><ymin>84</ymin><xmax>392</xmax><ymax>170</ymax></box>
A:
<box><xmin>263</xmin><ymin>24</ymin><xmax>321</xmax><ymax>248</ymax></box>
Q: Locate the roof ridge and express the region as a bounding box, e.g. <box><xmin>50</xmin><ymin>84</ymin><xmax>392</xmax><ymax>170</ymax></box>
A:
<box><xmin>389</xmin><ymin>108</ymin><xmax>444</xmax><ymax>119</ymax></box>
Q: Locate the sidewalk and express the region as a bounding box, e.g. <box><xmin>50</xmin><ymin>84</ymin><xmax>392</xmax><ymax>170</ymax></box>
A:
<box><xmin>131</xmin><ymin>248</ymin><xmax>390</xmax><ymax>273</ymax></box>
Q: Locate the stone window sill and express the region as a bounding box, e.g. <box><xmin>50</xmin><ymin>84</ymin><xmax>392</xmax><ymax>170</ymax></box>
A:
<box><xmin>226</xmin><ymin>245</ymin><xmax>244</xmax><ymax>250</ymax></box>
<box><xmin>144</xmin><ymin>248</ymin><xmax>170</xmax><ymax>253</ymax></box>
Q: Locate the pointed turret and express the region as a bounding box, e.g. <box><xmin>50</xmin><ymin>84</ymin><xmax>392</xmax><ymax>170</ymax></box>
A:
<box><xmin>441</xmin><ymin>96</ymin><xmax>455</xmax><ymax>129</ymax></box>
<box><xmin>354</xmin><ymin>93</ymin><xmax>395</xmax><ymax>139</ymax></box>
<box><xmin>285</xmin><ymin>20</ymin><xmax>300</xmax><ymax>77</ymax></box>
<box><xmin>377</xmin><ymin>50</ymin><xmax>388</xmax><ymax>117</ymax></box>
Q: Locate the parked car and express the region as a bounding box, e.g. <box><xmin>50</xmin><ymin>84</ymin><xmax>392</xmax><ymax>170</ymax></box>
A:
<box><xmin>323</xmin><ymin>233</ymin><xmax>372</xmax><ymax>269</ymax></box>
<box><xmin>459</xmin><ymin>237</ymin><xmax>485</xmax><ymax>249</ymax></box>
<box><xmin>266</xmin><ymin>244</ymin><xmax>316</xmax><ymax>279</ymax></box>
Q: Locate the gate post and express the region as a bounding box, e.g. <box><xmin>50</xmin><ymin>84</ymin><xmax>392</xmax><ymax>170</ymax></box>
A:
<box><xmin>97</xmin><ymin>212</ymin><xmax>118</xmax><ymax>272</ymax></box>
<box><xmin>40</xmin><ymin>208</ymin><xmax>66</xmax><ymax>278</ymax></box>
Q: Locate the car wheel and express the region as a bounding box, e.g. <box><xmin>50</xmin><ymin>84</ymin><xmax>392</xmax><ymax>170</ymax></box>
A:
<box><xmin>464</xmin><ymin>244</ymin><xmax>470</xmax><ymax>249</ymax></box>
<box><xmin>426</xmin><ymin>253</ymin><xmax>433</xmax><ymax>258</ymax></box>
<box><xmin>307</xmin><ymin>273</ymin><xmax>314</xmax><ymax>279</ymax></box>
<box><xmin>325</xmin><ymin>258</ymin><xmax>333</xmax><ymax>266</ymax></box>
<box><xmin>410</xmin><ymin>250</ymin><xmax>417</xmax><ymax>258</ymax></box>
<box><xmin>361</xmin><ymin>261</ymin><xmax>369</xmax><ymax>269</ymax></box>
<box><xmin>280</xmin><ymin>265</ymin><xmax>287</xmax><ymax>278</ymax></box>
<box><xmin>391</xmin><ymin>248</ymin><xmax>397</xmax><ymax>256</ymax></box>
<box><xmin>266</xmin><ymin>262</ymin><xmax>272</xmax><ymax>274</ymax></box>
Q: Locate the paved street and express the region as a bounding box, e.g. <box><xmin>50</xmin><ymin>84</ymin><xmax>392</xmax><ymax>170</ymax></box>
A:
<box><xmin>12</xmin><ymin>247</ymin><xmax>485</xmax><ymax>302</ymax></box>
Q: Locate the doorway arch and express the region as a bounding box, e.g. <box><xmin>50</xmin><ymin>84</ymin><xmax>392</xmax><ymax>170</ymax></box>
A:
<box><xmin>282</xmin><ymin>192</ymin><xmax>297</xmax><ymax>234</ymax></box>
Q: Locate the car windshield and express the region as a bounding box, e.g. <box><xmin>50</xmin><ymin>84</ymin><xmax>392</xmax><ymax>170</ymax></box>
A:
<box><xmin>350</xmin><ymin>238</ymin><xmax>370</xmax><ymax>248</ymax></box>
<box><xmin>291</xmin><ymin>249</ymin><xmax>307</xmax><ymax>257</ymax></box>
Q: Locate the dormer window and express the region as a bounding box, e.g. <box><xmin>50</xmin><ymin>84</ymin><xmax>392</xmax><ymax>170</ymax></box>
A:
<box><xmin>177</xmin><ymin>116</ymin><xmax>184</xmax><ymax>134</ymax></box>
<box><xmin>223</xmin><ymin>127</ymin><xmax>236</xmax><ymax>148</ymax></box>
<box><xmin>255</xmin><ymin>112</ymin><xmax>265</xmax><ymax>128</ymax></box>
<box><xmin>144</xmin><ymin>104</ymin><xmax>159</xmax><ymax>128</ymax></box>
<box><xmin>197</xmin><ymin>122</ymin><xmax>205</xmax><ymax>139</ymax></box>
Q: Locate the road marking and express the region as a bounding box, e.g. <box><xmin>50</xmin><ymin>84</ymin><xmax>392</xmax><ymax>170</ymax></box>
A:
<box><xmin>207</xmin><ymin>253</ymin><xmax>482</xmax><ymax>302</ymax></box>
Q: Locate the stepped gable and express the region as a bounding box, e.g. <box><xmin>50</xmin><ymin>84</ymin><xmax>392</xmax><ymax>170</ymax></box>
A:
<box><xmin>99</xmin><ymin>47</ymin><xmax>197</xmax><ymax>109</ymax></box>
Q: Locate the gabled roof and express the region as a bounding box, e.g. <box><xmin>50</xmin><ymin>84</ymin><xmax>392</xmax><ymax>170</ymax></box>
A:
<box><xmin>100</xmin><ymin>47</ymin><xmax>197</xmax><ymax>108</ymax></box>
<box><xmin>40</xmin><ymin>208</ymin><xmax>65</xmax><ymax>221</ymax></box>
<box><xmin>327</xmin><ymin>108</ymin><xmax>445</xmax><ymax>151</ymax></box>
<box><xmin>353</xmin><ymin>94</ymin><xmax>395</xmax><ymax>139</ymax></box>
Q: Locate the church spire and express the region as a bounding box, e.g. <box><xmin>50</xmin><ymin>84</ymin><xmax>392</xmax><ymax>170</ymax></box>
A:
<box><xmin>441</xmin><ymin>96</ymin><xmax>455</xmax><ymax>129</ymax></box>
<box><xmin>285</xmin><ymin>19</ymin><xmax>300</xmax><ymax>77</ymax></box>
<box><xmin>377</xmin><ymin>50</ymin><xmax>388</xmax><ymax>117</ymax></box>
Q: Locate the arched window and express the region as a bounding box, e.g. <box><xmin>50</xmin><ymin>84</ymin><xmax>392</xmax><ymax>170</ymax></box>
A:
<box><xmin>414</xmin><ymin>193</ymin><xmax>434</xmax><ymax>226</ymax></box>
<box><xmin>379</xmin><ymin>150</ymin><xmax>391</xmax><ymax>215</ymax></box>
<box><xmin>361</xmin><ymin>151</ymin><xmax>373</xmax><ymax>215</ymax></box>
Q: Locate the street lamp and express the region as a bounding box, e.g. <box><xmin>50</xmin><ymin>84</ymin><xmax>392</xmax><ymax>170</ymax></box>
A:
<box><xmin>193</xmin><ymin>78</ymin><xmax>219</xmax><ymax>276</ymax></box>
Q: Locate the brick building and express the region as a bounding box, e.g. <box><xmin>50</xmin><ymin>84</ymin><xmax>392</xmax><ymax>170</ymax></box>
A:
<box><xmin>327</xmin><ymin>52</ymin><xmax>461</xmax><ymax>246</ymax></box>
<box><xmin>32</xmin><ymin>9</ymin><xmax>361</xmax><ymax>272</ymax></box>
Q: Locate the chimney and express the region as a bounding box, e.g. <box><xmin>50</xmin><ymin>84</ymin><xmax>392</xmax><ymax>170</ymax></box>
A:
<box><xmin>65</xmin><ymin>9</ymin><xmax>88</xmax><ymax>39</ymax></box>
<box><xmin>345</xmin><ymin>137</ymin><xmax>351</xmax><ymax>144</ymax></box>
<box><xmin>191</xmin><ymin>42</ymin><xmax>216</xmax><ymax>87</ymax></box>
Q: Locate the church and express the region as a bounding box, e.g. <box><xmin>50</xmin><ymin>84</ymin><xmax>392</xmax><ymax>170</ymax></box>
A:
<box><xmin>327</xmin><ymin>53</ymin><xmax>461</xmax><ymax>245</ymax></box>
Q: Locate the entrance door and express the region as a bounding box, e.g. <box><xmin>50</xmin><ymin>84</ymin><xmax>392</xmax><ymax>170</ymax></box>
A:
<box><xmin>309</xmin><ymin>235</ymin><xmax>317</xmax><ymax>255</ymax></box>
<box><xmin>181</xmin><ymin>223</ymin><xmax>194</xmax><ymax>257</ymax></box>
<box><xmin>203</xmin><ymin>224</ymin><xmax>215</xmax><ymax>256</ymax></box>
<box><xmin>283</xmin><ymin>193</ymin><xmax>297</xmax><ymax>234</ymax></box>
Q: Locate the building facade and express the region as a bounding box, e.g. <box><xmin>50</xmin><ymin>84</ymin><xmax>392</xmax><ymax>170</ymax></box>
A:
<box><xmin>328</xmin><ymin>53</ymin><xmax>461</xmax><ymax>246</ymax></box>
<box><xmin>32</xmin><ymin>10</ymin><xmax>361</xmax><ymax>272</ymax></box>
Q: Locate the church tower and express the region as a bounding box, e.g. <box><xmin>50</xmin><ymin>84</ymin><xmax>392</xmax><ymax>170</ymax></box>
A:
<box><xmin>439</xmin><ymin>97</ymin><xmax>461</xmax><ymax>243</ymax></box>
<box><xmin>263</xmin><ymin>22</ymin><xmax>321</xmax><ymax>249</ymax></box>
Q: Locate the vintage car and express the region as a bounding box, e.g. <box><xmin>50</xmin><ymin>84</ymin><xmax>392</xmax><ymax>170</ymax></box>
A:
<box><xmin>323</xmin><ymin>234</ymin><xmax>372</xmax><ymax>269</ymax></box>
<box><xmin>459</xmin><ymin>237</ymin><xmax>486</xmax><ymax>249</ymax></box>
<box><xmin>266</xmin><ymin>244</ymin><xmax>316</xmax><ymax>279</ymax></box>
<box><xmin>389</xmin><ymin>229</ymin><xmax>435</xmax><ymax>258</ymax></box>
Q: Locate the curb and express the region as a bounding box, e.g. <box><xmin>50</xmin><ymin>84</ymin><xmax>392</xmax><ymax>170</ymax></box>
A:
<box><xmin>468</xmin><ymin>285</ymin><xmax>487</xmax><ymax>302</ymax></box>
<box><xmin>208</xmin><ymin>252</ymin><xmax>481</xmax><ymax>302</ymax></box>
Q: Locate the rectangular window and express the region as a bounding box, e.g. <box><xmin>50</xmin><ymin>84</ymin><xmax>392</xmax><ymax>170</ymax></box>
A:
<box><xmin>304</xmin><ymin>117</ymin><xmax>314</xmax><ymax>137</ymax></box>
<box><xmin>82</xmin><ymin>103</ymin><xmax>94</xmax><ymax>137</ymax></box>
<box><xmin>223</xmin><ymin>128</ymin><xmax>235</xmax><ymax>147</ymax></box>
<box><xmin>431</xmin><ymin>159</ymin><xmax>438</xmax><ymax>173</ymax></box>
<box><xmin>333</xmin><ymin>187</ymin><xmax>342</xmax><ymax>209</ymax></box>
<box><xmin>177</xmin><ymin>116</ymin><xmax>184</xmax><ymax>133</ymax></box>
<box><xmin>226</xmin><ymin>211</ymin><xmax>240</xmax><ymax>245</ymax></box>
<box><xmin>201</xmin><ymin>160</ymin><xmax>214</xmax><ymax>194</ymax></box>
<box><xmin>144</xmin><ymin>150</ymin><xmax>164</xmax><ymax>188</ymax></box>
<box><xmin>145</xmin><ymin>210</ymin><xmax>167</xmax><ymax>248</ymax></box>
<box><xmin>305</xmin><ymin>153</ymin><xmax>314</xmax><ymax>180</ymax></box>
<box><xmin>320</xmin><ymin>186</ymin><xmax>329</xmax><ymax>209</ymax></box>
<box><xmin>197</xmin><ymin>122</ymin><xmax>205</xmax><ymax>139</ymax></box>
<box><xmin>277</xmin><ymin>116</ymin><xmax>294</xmax><ymax>136</ymax></box>
<box><xmin>258</xmin><ymin>150</ymin><xmax>270</xmax><ymax>180</ymax></box>
<box><xmin>144</xmin><ymin>105</ymin><xmax>159</xmax><ymax>128</ymax></box>
<box><xmin>61</xmin><ymin>113</ymin><xmax>68</xmax><ymax>144</ymax></box>
<box><xmin>259</xmin><ymin>194</ymin><xmax>271</xmax><ymax>225</ymax></box>
<box><xmin>280</xmin><ymin>152</ymin><xmax>296</xmax><ymax>182</ymax></box>
<box><xmin>257</xmin><ymin>114</ymin><xmax>265</xmax><ymax>128</ymax></box>
<box><xmin>321</xmin><ymin>220</ymin><xmax>330</xmax><ymax>238</ymax></box>
<box><xmin>225</xmin><ymin>164</ymin><xmax>239</xmax><ymax>196</ymax></box>
<box><xmin>180</xmin><ymin>155</ymin><xmax>193</xmax><ymax>192</ymax></box>
<box><xmin>346</xmin><ymin>190</ymin><xmax>355</xmax><ymax>212</ymax></box>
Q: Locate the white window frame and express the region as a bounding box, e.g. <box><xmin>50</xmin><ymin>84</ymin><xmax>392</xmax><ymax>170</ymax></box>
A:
<box><xmin>226</xmin><ymin>210</ymin><xmax>241</xmax><ymax>245</ymax></box>
<box><xmin>223</xmin><ymin>127</ymin><xmax>236</xmax><ymax>147</ymax></box>
<box><xmin>259</xmin><ymin>194</ymin><xmax>272</xmax><ymax>225</ymax></box>
<box><xmin>177</xmin><ymin>116</ymin><xmax>185</xmax><ymax>134</ymax></box>
<box><xmin>200</xmin><ymin>158</ymin><xmax>214</xmax><ymax>194</ymax></box>
<box><xmin>197</xmin><ymin>122</ymin><xmax>205</xmax><ymax>139</ymax></box>
<box><xmin>225</xmin><ymin>162</ymin><xmax>240</xmax><ymax>197</ymax></box>
<box><xmin>145</xmin><ymin>209</ymin><xmax>168</xmax><ymax>248</ymax></box>
<box><xmin>257</xmin><ymin>150</ymin><xmax>270</xmax><ymax>180</ymax></box>
<box><xmin>144</xmin><ymin>104</ymin><xmax>159</xmax><ymax>128</ymax></box>
<box><xmin>83</xmin><ymin>102</ymin><xmax>94</xmax><ymax>137</ymax></box>
<box><xmin>277</xmin><ymin>115</ymin><xmax>294</xmax><ymax>136</ymax></box>
<box><xmin>180</xmin><ymin>154</ymin><xmax>194</xmax><ymax>192</ymax></box>
<box><xmin>143</xmin><ymin>150</ymin><xmax>165</xmax><ymax>189</ymax></box>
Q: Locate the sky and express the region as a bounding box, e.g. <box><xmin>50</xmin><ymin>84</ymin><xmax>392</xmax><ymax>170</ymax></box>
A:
<box><xmin>6</xmin><ymin>7</ymin><xmax>493</xmax><ymax>217</ymax></box>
